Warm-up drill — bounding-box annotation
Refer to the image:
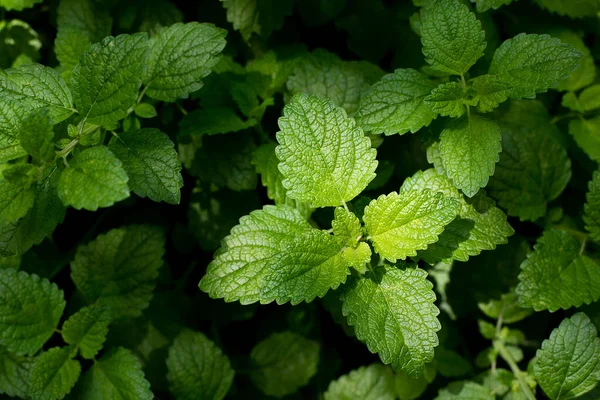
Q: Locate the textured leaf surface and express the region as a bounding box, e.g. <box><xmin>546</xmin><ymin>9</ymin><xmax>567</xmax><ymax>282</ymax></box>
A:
<box><xmin>72</xmin><ymin>347</ymin><xmax>152</xmax><ymax>400</ymax></box>
<box><xmin>401</xmin><ymin>169</ymin><xmax>513</xmax><ymax>262</ymax></box>
<box><xmin>342</xmin><ymin>265</ymin><xmax>441</xmax><ymax>377</ymax></box>
<box><xmin>424</xmin><ymin>82</ymin><xmax>469</xmax><ymax>118</ymax></box>
<box><xmin>56</xmin><ymin>0</ymin><xmax>112</xmax><ymax>43</ymax></box>
<box><xmin>435</xmin><ymin>381</ymin><xmax>494</xmax><ymax>400</ymax></box>
<box><xmin>323</xmin><ymin>364</ymin><xmax>395</xmax><ymax>400</ymax></box>
<box><xmin>200</xmin><ymin>205</ymin><xmax>312</xmax><ymax>304</ymax></box>
<box><xmin>287</xmin><ymin>49</ymin><xmax>370</xmax><ymax>115</ymax></box>
<box><xmin>535</xmin><ymin>313</ymin><xmax>600</xmax><ymax>400</ymax></box>
<box><xmin>29</xmin><ymin>346</ymin><xmax>80</xmax><ymax>400</ymax></box>
<box><xmin>54</xmin><ymin>25</ymin><xmax>92</xmax><ymax>78</ymax></box>
<box><xmin>0</xmin><ymin>178</ymin><xmax>35</xmax><ymax>224</ymax></box>
<box><xmin>488</xmin><ymin>33</ymin><xmax>581</xmax><ymax>99</ymax></box>
<box><xmin>553</xmin><ymin>30</ymin><xmax>595</xmax><ymax>92</ymax></box>
<box><xmin>18</xmin><ymin>108</ymin><xmax>55</xmax><ymax>163</ymax></box>
<box><xmin>61</xmin><ymin>305</ymin><xmax>111</xmax><ymax>359</ymax></box>
<box><xmin>470</xmin><ymin>74</ymin><xmax>512</xmax><ymax>113</ymax></box>
<box><xmin>584</xmin><ymin>170</ymin><xmax>600</xmax><ymax>242</ymax></box>
<box><xmin>516</xmin><ymin>230</ymin><xmax>600</xmax><ymax>312</ymax></box>
<box><xmin>142</xmin><ymin>22</ymin><xmax>226</xmax><ymax>102</ymax></box>
<box><xmin>109</xmin><ymin>128</ymin><xmax>183</xmax><ymax>204</ymax></box>
<box><xmin>166</xmin><ymin>329</ymin><xmax>234</xmax><ymax>400</ymax></box>
<box><xmin>0</xmin><ymin>346</ymin><xmax>30</xmax><ymax>397</ymax></box>
<box><xmin>276</xmin><ymin>93</ymin><xmax>377</xmax><ymax>207</ymax></box>
<box><xmin>534</xmin><ymin>0</ymin><xmax>600</xmax><ymax>18</ymax></box>
<box><xmin>471</xmin><ymin>0</ymin><xmax>515</xmax><ymax>12</ymax></box>
<box><xmin>363</xmin><ymin>190</ymin><xmax>459</xmax><ymax>262</ymax></box>
<box><xmin>72</xmin><ymin>33</ymin><xmax>148</xmax><ymax>127</ymax></box>
<box><xmin>488</xmin><ymin>111</ymin><xmax>571</xmax><ymax>221</ymax></box>
<box><xmin>439</xmin><ymin>115</ymin><xmax>501</xmax><ymax>197</ymax></box>
<box><xmin>0</xmin><ymin>269</ymin><xmax>65</xmax><ymax>355</ymax></box>
<box><xmin>249</xmin><ymin>331</ymin><xmax>320</xmax><ymax>397</ymax></box>
<box><xmin>355</xmin><ymin>69</ymin><xmax>437</xmax><ymax>135</ymax></box>
<box><xmin>332</xmin><ymin>207</ymin><xmax>363</xmax><ymax>247</ymax></box>
<box><xmin>58</xmin><ymin>146</ymin><xmax>130</xmax><ymax>211</ymax></box>
<box><xmin>71</xmin><ymin>225</ymin><xmax>165</xmax><ymax>318</ymax></box>
<box><xmin>421</xmin><ymin>0</ymin><xmax>486</xmax><ymax>75</ymax></box>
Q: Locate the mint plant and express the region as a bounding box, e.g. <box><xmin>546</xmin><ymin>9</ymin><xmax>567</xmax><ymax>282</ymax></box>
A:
<box><xmin>1</xmin><ymin>0</ymin><xmax>600</xmax><ymax>399</ymax></box>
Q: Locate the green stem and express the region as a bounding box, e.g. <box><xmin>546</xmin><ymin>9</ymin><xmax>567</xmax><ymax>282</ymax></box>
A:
<box><xmin>495</xmin><ymin>340</ymin><xmax>536</xmax><ymax>400</ymax></box>
<box><xmin>57</xmin><ymin>138</ymin><xmax>79</xmax><ymax>159</ymax></box>
<box><xmin>552</xmin><ymin>112</ymin><xmax>578</xmax><ymax>124</ymax></box>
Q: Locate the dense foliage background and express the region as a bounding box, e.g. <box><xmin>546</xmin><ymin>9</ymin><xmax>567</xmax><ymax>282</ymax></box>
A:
<box><xmin>2</xmin><ymin>0</ymin><xmax>600</xmax><ymax>399</ymax></box>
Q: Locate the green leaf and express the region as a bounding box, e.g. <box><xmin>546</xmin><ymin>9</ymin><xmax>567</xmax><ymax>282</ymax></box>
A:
<box><xmin>54</xmin><ymin>25</ymin><xmax>92</xmax><ymax>80</ymax></box>
<box><xmin>535</xmin><ymin>313</ymin><xmax>600</xmax><ymax>400</ymax></box>
<box><xmin>434</xmin><ymin>381</ymin><xmax>494</xmax><ymax>400</ymax></box>
<box><xmin>251</xmin><ymin>141</ymin><xmax>312</xmax><ymax>218</ymax></box>
<box><xmin>364</xmin><ymin>190</ymin><xmax>459</xmax><ymax>262</ymax></box>
<box><xmin>552</xmin><ymin>30</ymin><xmax>596</xmax><ymax>92</ymax></box>
<box><xmin>179</xmin><ymin>108</ymin><xmax>256</xmax><ymax>137</ymax></box>
<box><xmin>0</xmin><ymin>178</ymin><xmax>35</xmax><ymax>224</ymax></box>
<box><xmin>58</xmin><ymin>146</ymin><xmax>130</xmax><ymax>211</ymax></box>
<box><xmin>332</xmin><ymin>207</ymin><xmax>363</xmax><ymax>247</ymax></box>
<box><xmin>401</xmin><ymin>169</ymin><xmax>513</xmax><ymax>263</ymax></box>
<box><xmin>395</xmin><ymin>367</ymin><xmax>436</xmax><ymax>400</ymax></box>
<box><xmin>142</xmin><ymin>22</ymin><xmax>226</xmax><ymax>102</ymax></box>
<box><xmin>199</xmin><ymin>205</ymin><xmax>313</xmax><ymax>304</ymax></box>
<box><xmin>61</xmin><ymin>305</ymin><xmax>111</xmax><ymax>359</ymax></box>
<box><xmin>0</xmin><ymin>269</ymin><xmax>65</xmax><ymax>355</ymax></box>
<box><xmin>421</xmin><ymin>0</ymin><xmax>486</xmax><ymax>75</ymax></box>
<box><xmin>19</xmin><ymin>108</ymin><xmax>55</xmax><ymax>163</ymax></box>
<box><xmin>516</xmin><ymin>230</ymin><xmax>600</xmax><ymax>312</ymax></box>
<box><xmin>424</xmin><ymin>82</ymin><xmax>470</xmax><ymax>118</ymax></box>
<box><xmin>355</xmin><ymin>69</ymin><xmax>438</xmax><ymax>135</ymax></box>
<box><xmin>276</xmin><ymin>93</ymin><xmax>377</xmax><ymax>207</ymax></box>
<box><xmin>534</xmin><ymin>0</ymin><xmax>600</xmax><ymax>18</ymax></box>
<box><xmin>222</xmin><ymin>0</ymin><xmax>294</xmax><ymax>41</ymax></box>
<box><xmin>0</xmin><ymin>165</ymin><xmax>66</xmax><ymax>257</ymax></box>
<box><xmin>579</xmin><ymin>85</ymin><xmax>600</xmax><ymax>112</ymax></box>
<box><xmin>569</xmin><ymin>117</ymin><xmax>600</xmax><ymax>163</ymax></box>
<box><xmin>470</xmin><ymin>74</ymin><xmax>512</xmax><ymax>113</ymax></box>
<box><xmin>324</xmin><ymin>364</ymin><xmax>396</xmax><ymax>400</ymax></box>
<box><xmin>488</xmin><ymin>112</ymin><xmax>571</xmax><ymax>221</ymax></box>
<box><xmin>0</xmin><ymin>0</ymin><xmax>42</xmax><ymax>11</ymax></box>
<box><xmin>134</xmin><ymin>103</ymin><xmax>157</xmax><ymax>119</ymax></box>
<box><xmin>478</xmin><ymin>290</ymin><xmax>533</xmax><ymax>324</ymax></box>
<box><xmin>488</xmin><ymin>33</ymin><xmax>581</xmax><ymax>99</ymax></box>
<box><xmin>166</xmin><ymin>329</ymin><xmax>234</xmax><ymax>400</ymax></box>
<box><xmin>287</xmin><ymin>49</ymin><xmax>370</xmax><ymax>115</ymax></box>
<box><xmin>57</xmin><ymin>0</ymin><xmax>112</xmax><ymax>43</ymax></box>
<box><xmin>29</xmin><ymin>347</ymin><xmax>80</xmax><ymax>400</ymax></box>
<box><xmin>439</xmin><ymin>115</ymin><xmax>501</xmax><ymax>197</ymax></box>
<box><xmin>72</xmin><ymin>347</ymin><xmax>152</xmax><ymax>400</ymax></box>
<box><xmin>471</xmin><ymin>0</ymin><xmax>515</xmax><ymax>12</ymax></box>
<box><xmin>71</xmin><ymin>33</ymin><xmax>148</xmax><ymax>127</ymax></box>
<box><xmin>249</xmin><ymin>331</ymin><xmax>320</xmax><ymax>397</ymax></box>
<box><xmin>0</xmin><ymin>346</ymin><xmax>31</xmax><ymax>398</ymax></box>
<box><xmin>433</xmin><ymin>347</ymin><xmax>472</xmax><ymax>378</ymax></box>
<box><xmin>342</xmin><ymin>264</ymin><xmax>441</xmax><ymax>377</ymax></box>
<box><xmin>108</xmin><ymin>128</ymin><xmax>183</xmax><ymax>204</ymax></box>
<box><xmin>71</xmin><ymin>224</ymin><xmax>165</xmax><ymax>319</ymax></box>
<box><xmin>584</xmin><ymin>170</ymin><xmax>600</xmax><ymax>242</ymax></box>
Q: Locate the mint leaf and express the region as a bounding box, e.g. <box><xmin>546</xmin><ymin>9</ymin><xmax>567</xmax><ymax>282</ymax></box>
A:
<box><xmin>72</xmin><ymin>347</ymin><xmax>152</xmax><ymax>400</ymax></box>
<box><xmin>421</xmin><ymin>0</ymin><xmax>486</xmax><ymax>75</ymax></box>
<box><xmin>71</xmin><ymin>224</ymin><xmax>165</xmax><ymax>318</ymax></box>
<box><xmin>142</xmin><ymin>22</ymin><xmax>226</xmax><ymax>102</ymax></box>
<box><xmin>200</xmin><ymin>205</ymin><xmax>312</xmax><ymax>304</ymax></box>
<box><xmin>222</xmin><ymin>0</ymin><xmax>294</xmax><ymax>41</ymax></box>
<box><xmin>54</xmin><ymin>25</ymin><xmax>91</xmax><ymax>80</ymax></box>
<box><xmin>395</xmin><ymin>367</ymin><xmax>436</xmax><ymax>400</ymax></box>
<box><xmin>470</xmin><ymin>74</ymin><xmax>512</xmax><ymax>113</ymax></box>
<box><xmin>251</xmin><ymin>141</ymin><xmax>312</xmax><ymax>218</ymax></box>
<box><xmin>535</xmin><ymin>313</ymin><xmax>600</xmax><ymax>400</ymax></box>
<box><xmin>579</xmin><ymin>85</ymin><xmax>600</xmax><ymax>112</ymax></box>
<box><xmin>29</xmin><ymin>346</ymin><xmax>80</xmax><ymax>400</ymax></box>
<box><xmin>0</xmin><ymin>0</ymin><xmax>42</xmax><ymax>11</ymax></box>
<box><xmin>19</xmin><ymin>108</ymin><xmax>55</xmax><ymax>163</ymax></box>
<box><xmin>287</xmin><ymin>49</ymin><xmax>370</xmax><ymax>115</ymax></box>
<box><xmin>489</xmin><ymin>33</ymin><xmax>581</xmax><ymax>99</ymax></box>
<box><xmin>0</xmin><ymin>178</ymin><xmax>35</xmax><ymax>224</ymax></box>
<box><xmin>478</xmin><ymin>290</ymin><xmax>533</xmax><ymax>324</ymax></box>
<box><xmin>471</xmin><ymin>0</ymin><xmax>515</xmax><ymax>12</ymax></box>
<box><xmin>108</xmin><ymin>128</ymin><xmax>183</xmax><ymax>204</ymax></box>
<box><xmin>0</xmin><ymin>269</ymin><xmax>65</xmax><ymax>355</ymax></box>
<box><xmin>435</xmin><ymin>381</ymin><xmax>494</xmax><ymax>400</ymax></box>
<box><xmin>424</xmin><ymin>82</ymin><xmax>470</xmax><ymax>118</ymax></box>
<box><xmin>401</xmin><ymin>169</ymin><xmax>513</xmax><ymax>262</ymax></box>
<box><xmin>249</xmin><ymin>331</ymin><xmax>320</xmax><ymax>397</ymax></box>
<box><xmin>58</xmin><ymin>146</ymin><xmax>130</xmax><ymax>211</ymax></box>
<box><xmin>179</xmin><ymin>108</ymin><xmax>256</xmax><ymax>137</ymax></box>
<box><xmin>134</xmin><ymin>103</ymin><xmax>157</xmax><ymax>119</ymax></box>
<box><xmin>57</xmin><ymin>0</ymin><xmax>112</xmax><ymax>43</ymax></box>
<box><xmin>61</xmin><ymin>305</ymin><xmax>111</xmax><ymax>359</ymax></box>
<box><xmin>166</xmin><ymin>329</ymin><xmax>234</xmax><ymax>400</ymax></box>
<box><xmin>276</xmin><ymin>93</ymin><xmax>377</xmax><ymax>207</ymax></box>
<box><xmin>569</xmin><ymin>117</ymin><xmax>600</xmax><ymax>163</ymax></box>
<box><xmin>534</xmin><ymin>0</ymin><xmax>600</xmax><ymax>18</ymax></box>
<box><xmin>332</xmin><ymin>207</ymin><xmax>363</xmax><ymax>247</ymax></box>
<box><xmin>584</xmin><ymin>171</ymin><xmax>600</xmax><ymax>242</ymax></box>
<box><xmin>355</xmin><ymin>69</ymin><xmax>437</xmax><ymax>135</ymax></box>
<box><xmin>342</xmin><ymin>264</ymin><xmax>441</xmax><ymax>377</ymax></box>
<box><xmin>324</xmin><ymin>364</ymin><xmax>396</xmax><ymax>400</ymax></box>
<box><xmin>552</xmin><ymin>30</ymin><xmax>595</xmax><ymax>92</ymax></box>
<box><xmin>72</xmin><ymin>33</ymin><xmax>148</xmax><ymax>127</ymax></box>
<box><xmin>363</xmin><ymin>190</ymin><xmax>459</xmax><ymax>262</ymax></box>
<box><xmin>439</xmin><ymin>115</ymin><xmax>501</xmax><ymax>197</ymax></box>
<box><xmin>0</xmin><ymin>346</ymin><xmax>31</xmax><ymax>398</ymax></box>
<box><xmin>488</xmin><ymin>112</ymin><xmax>571</xmax><ymax>221</ymax></box>
<box><xmin>516</xmin><ymin>230</ymin><xmax>600</xmax><ymax>312</ymax></box>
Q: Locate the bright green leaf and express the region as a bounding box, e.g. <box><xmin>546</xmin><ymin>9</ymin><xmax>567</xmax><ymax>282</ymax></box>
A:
<box><xmin>0</xmin><ymin>0</ymin><xmax>42</xmax><ymax>11</ymax></box>
<box><xmin>61</xmin><ymin>305</ymin><xmax>111</xmax><ymax>359</ymax></box>
<box><xmin>324</xmin><ymin>364</ymin><xmax>396</xmax><ymax>400</ymax></box>
<box><xmin>471</xmin><ymin>0</ymin><xmax>515</xmax><ymax>12</ymax></box>
<box><xmin>435</xmin><ymin>381</ymin><xmax>494</xmax><ymax>400</ymax></box>
<box><xmin>332</xmin><ymin>207</ymin><xmax>363</xmax><ymax>247</ymax></box>
<box><xmin>424</xmin><ymin>82</ymin><xmax>470</xmax><ymax>118</ymax></box>
<box><xmin>134</xmin><ymin>103</ymin><xmax>157</xmax><ymax>119</ymax></box>
<box><xmin>470</xmin><ymin>74</ymin><xmax>512</xmax><ymax>113</ymax></box>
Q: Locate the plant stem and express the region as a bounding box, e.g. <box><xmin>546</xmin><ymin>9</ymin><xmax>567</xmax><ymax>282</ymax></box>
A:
<box><xmin>495</xmin><ymin>340</ymin><xmax>536</xmax><ymax>400</ymax></box>
<box><xmin>57</xmin><ymin>138</ymin><xmax>79</xmax><ymax>159</ymax></box>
